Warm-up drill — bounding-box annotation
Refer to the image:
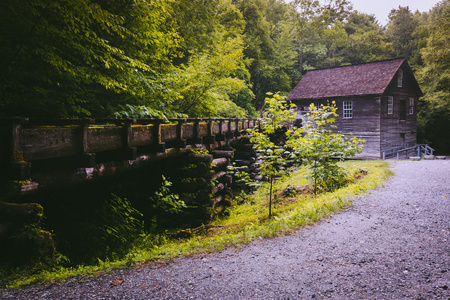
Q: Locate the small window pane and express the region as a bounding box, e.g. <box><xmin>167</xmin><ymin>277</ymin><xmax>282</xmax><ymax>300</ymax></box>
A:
<box><xmin>387</xmin><ymin>96</ymin><xmax>393</xmax><ymax>114</ymax></box>
<box><xmin>397</xmin><ymin>69</ymin><xmax>403</xmax><ymax>87</ymax></box>
<box><xmin>343</xmin><ymin>101</ymin><xmax>353</xmax><ymax>118</ymax></box>
<box><xmin>409</xmin><ymin>97</ymin><xmax>414</xmax><ymax>114</ymax></box>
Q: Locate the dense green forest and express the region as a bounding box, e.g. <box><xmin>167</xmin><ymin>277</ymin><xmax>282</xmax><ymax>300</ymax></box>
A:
<box><xmin>0</xmin><ymin>0</ymin><xmax>449</xmax><ymax>152</ymax></box>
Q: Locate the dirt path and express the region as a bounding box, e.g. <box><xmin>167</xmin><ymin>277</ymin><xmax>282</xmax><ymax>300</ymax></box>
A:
<box><xmin>2</xmin><ymin>160</ymin><xmax>450</xmax><ymax>299</ymax></box>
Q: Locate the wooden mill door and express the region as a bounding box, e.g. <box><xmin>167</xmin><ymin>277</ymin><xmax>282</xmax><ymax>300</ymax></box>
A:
<box><xmin>400</xmin><ymin>100</ymin><xmax>406</xmax><ymax>120</ymax></box>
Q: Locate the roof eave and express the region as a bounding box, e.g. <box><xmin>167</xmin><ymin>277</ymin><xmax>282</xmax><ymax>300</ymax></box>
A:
<box><xmin>289</xmin><ymin>93</ymin><xmax>385</xmax><ymax>101</ymax></box>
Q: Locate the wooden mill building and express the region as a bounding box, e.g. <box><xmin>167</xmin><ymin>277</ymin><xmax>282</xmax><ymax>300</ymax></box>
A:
<box><xmin>287</xmin><ymin>58</ymin><xmax>423</xmax><ymax>159</ymax></box>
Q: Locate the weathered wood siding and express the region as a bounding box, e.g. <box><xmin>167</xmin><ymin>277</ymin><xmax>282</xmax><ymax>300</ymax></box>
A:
<box><xmin>334</xmin><ymin>96</ymin><xmax>381</xmax><ymax>158</ymax></box>
<box><xmin>294</xmin><ymin>96</ymin><xmax>382</xmax><ymax>159</ymax></box>
<box><xmin>380</xmin><ymin>67</ymin><xmax>418</xmax><ymax>150</ymax></box>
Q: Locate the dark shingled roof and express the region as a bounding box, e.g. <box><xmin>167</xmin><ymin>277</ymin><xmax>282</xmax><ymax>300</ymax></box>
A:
<box><xmin>287</xmin><ymin>58</ymin><xmax>407</xmax><ymax>100</ymax></box>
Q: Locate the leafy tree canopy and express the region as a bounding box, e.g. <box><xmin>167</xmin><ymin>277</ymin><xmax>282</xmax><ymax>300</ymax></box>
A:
<box><xmin>0</xmin><ymin>0</ymin><xmax>180</xmax><ymax>117</ymax></box>
<box><xmin>385</xmin><ymin>6</ymin><xmax>419</xmax><ymax>59</ymax></box>
<box><xmin>418</xmin><ymin>0</ymin><xmax>450</xmax><ymax>112</ymax></box>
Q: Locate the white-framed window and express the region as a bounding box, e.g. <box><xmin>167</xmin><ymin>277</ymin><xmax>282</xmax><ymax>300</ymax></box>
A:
<box><xmin>397</xmin><ymin>69</ymin><xmax>403</xmax><ymax>87</ymax></box>
<box><xmin>409</xmin><ymin>97</ymin><xmax>414</xmax><ymax>114</ymax></box>
<box><xmin>343</xmin><ymin>101</ymin><xmax>353</xmax><ymax>118</ymax></box>
<box><xmin>387</xmin><ymin>96</ymin><xmax>393</xmax><ymax>114</ymax></box>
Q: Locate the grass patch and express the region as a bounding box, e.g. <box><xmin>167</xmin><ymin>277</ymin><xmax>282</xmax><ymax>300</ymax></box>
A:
<box><xmin>1</xmin><ymin>160</ymin><xmax>392</xmax><ymax>289</ymax></box>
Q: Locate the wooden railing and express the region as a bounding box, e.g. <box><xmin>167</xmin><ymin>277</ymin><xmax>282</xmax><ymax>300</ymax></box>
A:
<box><xmin>381</xmin><ymin>144</ymin><xmax>434</xmax><ymax>159</ymax></box>
<box><xmin>0</xmin><ymin>117</ymin><xmax>260</xmax><ymax>181</ymax></box>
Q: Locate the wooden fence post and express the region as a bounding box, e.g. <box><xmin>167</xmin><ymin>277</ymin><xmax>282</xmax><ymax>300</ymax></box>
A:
<box><xmin>226</xmin><ymin>119</ymin><xmax>234</xmax><ymax>139</ymax></box>
<box><xmin>216</xmin><ymin>119</ymin><xmax>225</xmax><ymax>141</ymax></box>
<box><xmin>7</xmin><ymin>118</ymin><xmax>31</xmax><ymax>180</ymax></box>
<box><xmin>234</xmin><ymin>119</ymin><xmax>241</xmax><ymax>137</ymax></box>
<box><xmin>204</xmin><ymin>119</ymin><xmax>215</xmax><ymax>146</ymax></box>
<box><xmin>151</xmin><ymin>119</ymin><xmax>166</xmax><ymax>152</ymax></box>
<box><xmin>192</xmin><ymin>118</ymin><xmax>203</xmax><ymax>145</ymax></box>
<box><xmin>123</xmin><ymin>118</ymin><xmax>137</xmax><ymax>160</ymax></box>
<box><xmin>79</xmin><ymin>118</ymin><xmax>96</xmax><ymax>167</ymax></box>
<box><xmin>175</xmin><ymin>119</ymin><xmax>187</xmax><ymax>148</ymax></box>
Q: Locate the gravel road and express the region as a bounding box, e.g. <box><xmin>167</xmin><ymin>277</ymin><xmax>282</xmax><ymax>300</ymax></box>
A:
<box><xmin>2</xmin><ymin>159</ymin><xmax>449</xmax><ymax>300</ymax></box>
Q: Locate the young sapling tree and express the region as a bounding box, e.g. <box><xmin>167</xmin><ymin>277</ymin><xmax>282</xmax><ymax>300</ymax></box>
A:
<box><xmin>247</xmin><ymin>93</ymin><xmax>298</xmax><ymax>217</ymax></box>
<box><xmin>287</xmin><ymin>102</ymin><xmax>365</xmax><ymax>194</ymax></box>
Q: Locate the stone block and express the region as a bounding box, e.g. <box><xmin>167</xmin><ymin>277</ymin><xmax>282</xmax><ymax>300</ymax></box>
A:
<box><xmin>422</xmin><ymin>155</ymin><xmax>435</xmax><ymax>160</ymax></box>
